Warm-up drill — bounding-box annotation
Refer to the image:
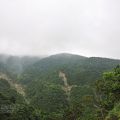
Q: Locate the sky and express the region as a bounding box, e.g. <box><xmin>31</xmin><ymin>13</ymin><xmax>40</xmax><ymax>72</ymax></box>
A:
<box><xmin>0</xmin><ymin>0</ymin><xmax>120</xmax><ymax>59</ymax></box>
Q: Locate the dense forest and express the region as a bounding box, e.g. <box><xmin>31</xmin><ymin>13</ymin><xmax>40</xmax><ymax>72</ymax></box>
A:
<box><xmin>0</xmin><ymin>53</ymin><xmax>120</xmax><ymax>120</ymax></box>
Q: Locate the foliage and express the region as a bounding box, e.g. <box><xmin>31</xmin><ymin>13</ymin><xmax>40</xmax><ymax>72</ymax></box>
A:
<box><xmin>94</xmin><ymin>65</ymin><xmax>120</xmax><ymax>119</ymax></box>
<box><xmin>0</xmin><ymin>54</ymin><xmax>120</xmax><ymax>120</ymax></box>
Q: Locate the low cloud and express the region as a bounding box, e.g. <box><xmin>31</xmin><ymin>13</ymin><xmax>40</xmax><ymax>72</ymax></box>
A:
<box><xmin>0</xmin><ymin>0</ymin><xmax>120</xmax><ymax>59</ymax></box>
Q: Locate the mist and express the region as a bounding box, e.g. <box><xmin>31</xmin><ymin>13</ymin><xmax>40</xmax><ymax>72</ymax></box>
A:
<box><xmin>0</xmin><ymin>0</ymin><xmax>120</xmax><ymax>59</ymax></box>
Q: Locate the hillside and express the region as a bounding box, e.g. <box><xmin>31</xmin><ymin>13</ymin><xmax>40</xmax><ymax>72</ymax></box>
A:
<box><xmin>0</xmin><ymin>54</ymin><xmax>43</xmax><ymax>78</ymax></box>
<box><xmin>0</xmin><ymin>75</ymin><xmax>26</xmax><ymax>120</ymax></box>
<box><xmin>18</xmin><ymin>53</ymin><xmax>120</xmax><ymax>119</ymax></box>
<box><xmin>0</xmin><ymin>53</ymin><xmax>120</xmax><ymax>120</ymax></box>
<box><xmin>20</xmin><ymin>53</ymin><xmax>120</xmax><ymax>85</ymax></box>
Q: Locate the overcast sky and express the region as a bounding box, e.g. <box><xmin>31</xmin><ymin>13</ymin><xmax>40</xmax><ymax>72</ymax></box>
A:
<box><xmin>0</xmin><ymin>0</ymin><xmax>120</xmax><ymax>59</ymax></box>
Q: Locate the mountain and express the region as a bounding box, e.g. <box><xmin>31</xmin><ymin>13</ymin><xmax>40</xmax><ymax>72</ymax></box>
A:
<box><xmin>0</xmin><ymin>55</ymin><xmax>45</xmax><ymax>120</ymax></box>
<box><xmin>17</xmin><ymin>53</ymin><xmax>120</xmax><ymax>118</ymax></box>
<box><xmin>20</xmin><ymin>53</ymin><xmax>120</xmax><ymax>85</ymax></box>
<box><xmin>0</xmin><ymin>54</ymin><xmax>44</xmax><ymax>78</ymax></box>
<box><xmin>0</xmin><ymin>53</ymin><xmax>120</xmax><ymax>120</ymax></box>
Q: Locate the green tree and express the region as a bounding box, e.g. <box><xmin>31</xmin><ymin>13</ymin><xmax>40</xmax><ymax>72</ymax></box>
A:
<box><xmin>94</xmin><ymin>65</ymin><xmax>120</xmax><ymax>119</ymax></box>
<box><xmin>63</xmin><ymin>102</ymin><xmax>84</xmax><ymax>120</ymax></box>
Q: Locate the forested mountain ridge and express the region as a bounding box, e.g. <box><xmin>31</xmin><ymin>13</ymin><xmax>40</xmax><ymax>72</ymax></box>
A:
<box><xmin>0</xmin><ymin>54</ymin><xmax>43</xmax><ymax>78</ymax></box>
<box><xmin>0</xmin><ymin>53</ymin><xmax>120</xmax><ymax>120</ymax></box>
<box><xmin>18</xmin><ymin>53</ymin><xmax>120</xmax><ymax>119</ymax></box>
<box><xmin>20</xmin><ymin>53</ymin><xmax>120</xmax><ymax>85</ymax></box>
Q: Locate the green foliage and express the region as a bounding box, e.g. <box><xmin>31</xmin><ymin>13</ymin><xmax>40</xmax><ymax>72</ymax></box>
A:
<box><xmin>1</xmin><ymin>54</ymin><xmax>120</xmax><ymax>120</ymax></box>
<box><xmin>105</xmin><ymin>103</ymin><xmax>120</xmax><ymax>120</ymax></box>
<box><xmin>94</xmin><ymin>65</ymin><xmax>120</xmax><ymax>119</ymax></box>
<box><xmin>19</xmin><ymin>54</ymin><xmax>120</xmax><ymax>120</ymax></box>
<box><xmin>27</xmin><ymin>81</ymin><xmax>68</xmax><ymax>112</ymax></box>
<box><xmin>63</xmin><ymin>102</ymin><xmax>84</xmax><ymax>120</ymax></box>
<box><xmin>10</xmin><ymin>104</ymin><xmax>36</xmax><ymax>120</ymax></box>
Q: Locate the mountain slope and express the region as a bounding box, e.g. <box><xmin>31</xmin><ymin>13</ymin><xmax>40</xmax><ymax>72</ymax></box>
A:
<box><xmin>0</xmin><ymin>54</ymin><xmax>43</xmax><ymax>78</ymax></box>
<box><xmin>0</xmin><ymin>53</ymin><xmax>120</xmax><ymax>119</ymax></box>
<box><xmin>20</xmin><ymin>53</ymin><xmax>120</xmax><ymax>85</ymax></box>
<box><xmin>18</xmin><ymin>53</ymin><xmax>120</xmax><ymax>115</ymax></box>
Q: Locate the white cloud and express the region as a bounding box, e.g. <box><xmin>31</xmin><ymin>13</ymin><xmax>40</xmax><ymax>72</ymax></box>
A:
<box><xmin>0</xmin><ymin>0</ymin><xmax>120</xmax><ymax>59</ymax></box>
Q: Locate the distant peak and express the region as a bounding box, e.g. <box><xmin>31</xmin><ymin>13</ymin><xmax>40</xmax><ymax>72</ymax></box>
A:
<box><xmin>50</xmin><ymin>53</ymin><xmax>86</xmax><ymax>58</ymax></box>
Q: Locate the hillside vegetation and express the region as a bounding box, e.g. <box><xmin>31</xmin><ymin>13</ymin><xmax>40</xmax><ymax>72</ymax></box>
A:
<box><xmin>0</xmin><ymin>53</ymin><xmax>120</xmax><ymax>120</ymax></box>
